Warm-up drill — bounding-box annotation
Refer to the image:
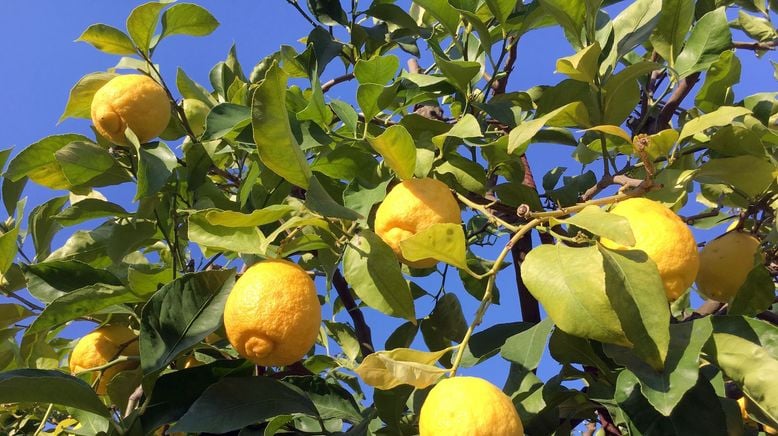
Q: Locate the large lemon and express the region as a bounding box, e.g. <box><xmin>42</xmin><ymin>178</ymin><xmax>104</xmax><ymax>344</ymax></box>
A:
<box><xmin>696</xmin><ymin>231</ymin><xmax>761</xmax><ymax>302</ymax></box>
<box><xmin>69</xmin><ymin>325</ymin><xmax>139</xmax><ymax>395</ymax></box>
<box><xmin>419</xmin><ymin>376</ymin><xmax>524</xmax><ymax>436</ymax></box>
<box><xmin>601</xmin><ymin>198</ymin><xmax>699</xmax><ymax>301</ymax></box>
<box><xmin>374</xmin><ymin>178</ymin><xmax>460</xmax><ymax>268</ymax></box>
<box><xmin>91</xmin><ymin>74</ymin><xmax>171</xmax><ymax>145</ymax></box>
<box><xmin>223</xmin><ymin>259</ymin><xmax>321</xmax><ymax>366</ymax></box>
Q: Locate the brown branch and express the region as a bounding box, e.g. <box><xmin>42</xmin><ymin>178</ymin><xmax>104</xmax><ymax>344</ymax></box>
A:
<box><xmin>732</xmin><ymin>40</ymin><xmax>778</xmax><ymax>51</ymax></box>
<box><xmin>332</xmin><ymin>269</ymin><xmax>374</xmax><ymax>356</ymax></box>
<box><xmin>597</xmin><ymin>408</ymin><xmax>622</xmax><ymax>435</ymax></box>
<box><xmin>655</xmin><ymin>72</ymin><xmax>700</xmax><ymax>130</ymax></box>
<box><xmin>580</xmin><ymin>174</ymin><xmax>653</xmax><ymax>202</ymax></box>
<box><xmin>322</xmin><ymin>73</ymin><xmax>355</xmax><ymax>93</ymax></box>
<box><xmin>756</xmin><ymin>310</ymin><xmax>778</xmax><ymax>325</ymax></box>
<box><xmin>491</xmin><ymin>37</ymin><xmax>518</xmax><ymax>95</ymax></box>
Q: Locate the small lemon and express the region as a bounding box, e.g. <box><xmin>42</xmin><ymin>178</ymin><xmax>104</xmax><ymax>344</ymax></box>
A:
<box><xmin>91</xmin><ymin>74</ymin><xmax>171</xmax><ymax>145</ymax></box>
<box><xmin>69</xmin><ymin>325</ymin><xmax>139</xmax><ymax>395</ymax></box>
<box><xmin>374</xmin><ymin>178</ymin><xmax>460</xmax><ymax>268</ymax></box>
<box><xmin>601</xmin><ymin>198</ymin><xmax>699</xmax><ymax>301</ymax></box>
<box><xmin>223</xmin><ymin>259</ymin><xmax>321</xmax><ymax>366</ymax></box>
<box><xmin>696</xmin><ymin>231</ymin><xmax>761</xmax><ymax>302</ymax></box>
<box><xmin>419</xmin><ymin>376</ymin><xmax>523</xmax><ymax>436</ymax></box>
<box><xmin>182</xmin><ymin>98</ymin><xmax>210</xmax><ymax>137</ymax></box>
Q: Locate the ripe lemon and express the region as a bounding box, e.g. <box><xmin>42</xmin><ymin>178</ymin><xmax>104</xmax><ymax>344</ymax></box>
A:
<box><xmin>419</xmin><ymin>376</ymin><xmax>524</xmax><ymax>436</ymax></box>
<box><xmin>223</xmin><ymin>259</ymin><xmax>321</xmax><ymax>366</ymax></box>
<box><xmin>91</xmin><ymin>74</ymin><xmax>171</xmax><ymax>145</ymax></box>
<box><xmin>696</xmin><ymin>231</ymin><xmax>761</xmax><ymax>302</ymax></box>
<box><xmin>374</xmin><ymin>178</ymin><xmax>460</xmax><ymax>268</ymax></box>
<box><xmin>601</xmin><ymin>197</ymin><xmax>699</xmax><ymax>301</ymax></box>
<box><xmin>68</xmin><ymin>325</ymin><xmax>139</xmax><ymax>395</ymax></box>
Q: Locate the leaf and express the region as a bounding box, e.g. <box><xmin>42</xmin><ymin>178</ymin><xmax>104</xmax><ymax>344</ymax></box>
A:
<box><xmin>650</xmin><ymin>0</ymin><xmax>694</xmax><ymax>65</ymax></box>
<box><xmin>603</xmin><ymin>0</ymin><xmax>662</xmax><ymax>72</ymax></box>
<box><xmin>674</xmin><ymin>7</ymin><xmax>732</xmax><ymax>78</ymax></box>
<box><xmin>557</xmin><ymin>205</ymin><xmax>635</xmax><ymax>246</ymax></box>
<box><xmin>330</xmin><ymin>100</ymin><xmax>358</xmax><ymax>133</ymax></box>
<box><xmin>59</xmin><ymin>72</ymin><xmax>118</xmax><ymax>123</ymax></box>
<box><xmin>678</xmin><ymin>106</ymin><xmax>752</xmax><ymax>141</ymax></box>
<box><xmin>47</xmin><ymin>219</ymin><xmax>156</xmax><ymax>267</ymax></box>
<box><xmin>0</xmin><ymin>304</ymin><xmax>33</xmax><ymax>329</ymax></box>
<box><xmin>177</xmin><ymin>68</ymin><xmax>217</xmax><ymax>105</ymax></box>
<box><xmin>307</xmin><ymin>0</ymin><xmax>348</xmax><ymax>25</ymax></box>
<box><xmin>500</xmin><ymin>318</ymin><xmax>554</xmax><ymax>371</ymax></box>
<box><xmin>251</xmin><ymin>61</ymin><xmax>311</xmax><ymax>188</ymax></box>
<box><xmin>204</xmin><ymin>205</ymin><xmax>294</xmax><ymax>227</ymax></box>
<box><xmin>76</xmin><ymin>24</ymin><xmax>136</xmax><ymax>55</ymax></box>
<box><xmin>556</xmin><ymin>42</ymin><xmax>601</xmax><ymax>83</ymax></box>
<box><xmin>5</xmin><ymin>134</ymin><xmax>92</xmax><ymax>189</ymax></box>
<box><xmin>140</xmin><ymin>269</ymin><xmax>236</xmax><ymax>374</ymax></box>
<box><xmin>600</xmin><ymin>246</ymin><xmax>671</xmax><ymax>370</ymax></box>
<box><xmin>0</xmin><ymin>369</ymin><xmax>109</xmax><ymax>416</ymax></box>
<box><xmin>28</xmin><ymin>196</ymin><xmax>67</xmax><ymax>261</ymax></box>
<box><xmin>420</xmin><ymin>293</ymin><xmax>468</xmax><ymax>362</ymax></box>
<box><xmin>728</xmin><ymin>265</ymin><xmax>775</xmax><ymax>316</ymax></box>
<box><xmin>23</xmin><ymin>260</ymin><xmax>123</xmax><ymax>304</ymax></box>
<box><xmin>585</xmin><ymin>125</ymin><xmax>633</xmax><ymax>144</ymax></box>
<box><xmin>53</xmin><ymin>199</ymin><xmax>131</xmax><ymax>226</ymax></box>
<box><xmin>367</xmin><ymin>125</ymin><xmax>417</xmax><ymax>180</ymax></box>
<box><xmin>695</xmin><ymin>155</ymin><xmax>776</xmax><ymax>198</ymax></box>
<box><xmin>201</xmin><ymin>103</ymin><xmax>250</xmax><ymax>141</ymax></box>
<box><xmin>508</xmin><ymin>102</ymin><xmax>589</xmax><ymax>154</ymax></box>
<box><xmin>25</xmin><ymin>284</ymin><xmax>140</xmax><ymax>336</ymax></box>
<box><xmin>537</xmin><ymin>0</ymin><xmax>586</xmax><ymax>48</ymax></box>
<box><xmin>521</xmin><ymin>244</ymin><xmax>629</xmax><ymax>346</ymax></box>
<box><xmin>354</xmin><ymin>348</ymin><xmax>448</xmax><ymax>390</ymax></box>
<box><xmin>355</xmin><ymin>55</ymin><xmax>400</xmax><ymax>85</ymax></box>
<box><xmin>433</xmin><ymin>54</ymin><xmax>481</xmax><ymax>94</ymax></box>
<box><xmin>342</xmin><ymin>231</ymin><xmax>415</xmax><ymax>322</ymax></box>
<box><xmin>135</xmin><ymin>142</ymin><xmax>177</xmax><ymax>199</ymax></box>
<box><xmin>55</xmin><ymin>141</ymin><xmax>130</xmax><ymax>188</ymax></box>
<box><xmin>733</xmin><ymin>11</ymin><xmax>778</xmax><ymax>42</ymax></box>
<box><xmin>305</xmin><ymin>175</ymin><xmax>362</xmax><ymax>220</ymax></box>
<box><xmin>399</xmin><ymin>223</ymin><xmax>469</xmax><ymax>271</ymax></box>
<box><xmin>602</xmin><ymin>62</ymin><xmax>661</xmax><ymax>125</ymax></box>
<box><xmin>170</xmin><ymin>377</ymin><xmax>318</xmax><ymax>433</ymax></box>
<box><xmin>412</xmin><ymin>0</ymin><xmax>460</xmax><ymax>36</ymax></box>
<box><xmin>160</xmin><ymin>3</ymin><xmax>219</xmax><ymax>38</ymax></box>
<box><xmin>126</xmin><ymin>2</ymin><xmax>165</xmax><ymax>54</ymax></box>
<box><xmin>356</xmin><ymin>83</ymin><xmax>386</xmax><ymax>121</ymax></box>
<box><xmin>695</xmin><ymin>51</ymin><xmax>741</xmax><ymax>113</ymax></box>
<box><xmin>127</xmin><ymin>264</ymin><xmax>173</xmax><ymax>297</ymax></box>
<box><xmin>188</xmin><ymin>213</ymin><xmax>265</xmax><ymax>255</ymax></box>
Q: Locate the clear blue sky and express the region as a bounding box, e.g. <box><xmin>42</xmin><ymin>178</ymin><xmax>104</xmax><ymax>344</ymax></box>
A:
<box><xmin>0</xmin><ymin>0</ymin><xmax>775</xmax><ymax>405</ymax></box>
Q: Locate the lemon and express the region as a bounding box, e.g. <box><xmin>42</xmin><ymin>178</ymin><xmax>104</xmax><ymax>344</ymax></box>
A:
<box><xmin>419</xmin><ymin>376</ymin><xmax>523</xmax><ymax>436</ymax></box>
<box><xmin>182</xmin><ymin>98</ymin><xmax>210</xmax><ymax>137</ymax></box>
<box><xmin>91</xmin><ymin>74</ymin><xmax>171</xmax><ymax>145</ymax></box>
<box><xmin>374</xmin><ymin>178</ymin><xmax>460</xmax><ymax>268</ymax></box>
<box><xmin>223</xmin><ymin>259</ymin><xmax>321</xmax><ymax>366</ymax></box>
<box><xmin>601</xmin><ymin>198</ymin><xmax>699</xmax><ymax>301</ymax></box>
<box><xmin>696</xmin><ymin>231</ymin><xmax>761</xmax><ymax>302</ymax></box>
<box><xmin>68</xmin><ymin>325</ymin><xmax>139</xmax><ymax>395</ymax></box>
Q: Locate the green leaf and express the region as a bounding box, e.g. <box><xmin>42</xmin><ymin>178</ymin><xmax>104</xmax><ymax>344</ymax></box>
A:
<box><xmin>5</xmin><ymin>134</ymin><xmax>92</xmax><ymax>189</ymax></box>
<box><xmin>187</xmin><ymin>213</ymin><xmax>265</xmax><ymax>254</ymax></box>
<box><xmin>23</xmin><ymin>260</ymin><xmax>123</xmax><ymax>304</ymax></box>
<box><xmin>59</xmin><ymin>72</ymin><xmax>118</xmax><ymax>123</ymax></box>
<box><xmin>728</xmin><ymin>265</ymin><xmax>775</xmax><ymax>316</ymax></box>
<box><xmin>733</xmin><ymin>11</ymin><xmax>778</xmax><ymax>42</ymax></box>
<box><xmin>399</xmin><ymin>223</ymin><xmax>469</xmax><ymax>271</ymax></box>
<box><xmin>305</xmin><ymin>175</ymin><xmax>362</xmax><ymax>220</ymax></box>
<box><xmin>55</xmin><ymin>141</ymin><xmax>131</xmax><ymax>188</ymax></box>
<box><xmin>28</xmin><ymin>196</ymin><xmax>67</xmax><ymax>260</ymax></box>
<box><xmin>674</xmin><ymin>7</ymin><xmax>732</xmax><ymax>78</ymax></box>
<box><xmin>412</xmin><ymin>0</ymin><xmax>461</xmax><ymax>36</ymax></box>
<box><xmin>600</xmin><ymin>246</ymin><xmax>671</xmax><ymax>370</ymax></box>
<box><xmin>201</xmin><ymin>103</ymin><xmax>250</xmax><ymax>141</ymax></box>
<box><xmin>354</xmin><ymin>348</ymin><xmax>448</xmax><ymax>390</ymax></box>
<box><xmin>602</xmin><ymin>62</ymin><xmax>662</xmax><ymax>125</ymax></box>
<box><xmin>343</xmin><ymin>231</ymin><xmax>415</xmax><ymax>323</ymax></box>
<box><xmin>140</xmin><ymin>269</ymin><xmax>236</xmax><ymax>374</ymax></box>
<box><xmin>650</xmin><ymin>0</ymin><xmax>694</xmax><ymax>65</ymax></box>
<box><xmin>0</xmin><ymin>369</ymin><xmax>109</xmax><ymax>416</ymax></box>
<box><xmin>500</xmin><ymin>318</ymin><xmax>554</xmax><ymax>371</ymax></box>
<box><xmin>356</xmin><ymin>83</ymin><xmax>385</xmax><ymax>121</ymax></box>
<box><xmin>251</xmin><ymin>61</ymin><xmax>311</xmax><ymax>188</ymax></box>
<box><xmin>0</xmin><ymin>304</ymin><xmax>33</xmax><ymax>329</ymax></box>
<box><xmin>460</xmin><ymin>322</ymin><xmax>531</xmax><ymax>368</ymax></box>
<box><xmin>585</xmin><ymin>125</ymin><xmax>633</xmax><ymax>144</ymax></box>
<box><xmin>559</xmin><ymin>205</ymin><xmax>635</xmax><ymax>246</ymax></box>
<box><xmin>695</xmin><ymin>155</ymin><xmax>776</xmax><ymax>198</ymax></box>
<box><xmin>355</xmin><ymin>55</ymin><xmax>400</xmax><ymax>85</ymax></box>
<box><xmin>47</xmin><ymin>219</ymin><xmax>156</xmax><ymax>267</ymax></box>
<box><xmin>177</xmin><ymin>67</ymin><xmax>217</xmax><ymax>106</ymax></box>
<box><xmin>170</xmin><ymin>377</ymin><xmax>318</xmax><ymax>433</ymax></box>
<box><xmin>537</xmin><ymin>0</ymin><xmax>586</xmax><ymax>48</ymax></box>
<box><xmin>602</xmin><ymin>0</ymin><xmax>662</xmax><ymax>73</ymax></box>
<box><xmin>420</xmin><ymin>293</ymin><xmax>467</xmax><ymax>364</ymax></box>
<box><xmin>76</xmin><ymin>24</ymin><xmax>136</xmax><ymax>55</ymax></box>
<box><xmin>433</xmin><ymin>54</ymin><xmax>481</xmax><ymax>94</ymax></box>
<box><xmin>135</xmin><ymin>142</ymin><xmax>177</xmax><ymax>200</ymax></box>
<box><xmin>204</xmin><ymin>205</ymin><xmax>294</xmax><ymax>227</ymax></box>
<box><xmin>367</xmin><ymin>125</ymin><xmax>416</xmax><ymax>180</ymax></box>
<box><xmin>695</xmin><ymin>51</ymin><xmax>741</xmax><ymax>113</ymax></box>
<box><xmin>53</xmin><ymin>199</ymin><xmax>131</xmax><ymax>226</ymax></box>
<box><xmin>26</xmin><ymin>284</ymin><xmax>140</xmax><ymax>336</ymax></box>
<box><xmin>329</xmin><ymin>100</ymin><xmax>358</xmax><ymax>133</ymax></box>
<box><xmin>485</xmin><ymin>0</ymin><xmax>518</xmax><ymax>25</ymax></box>
<box><xmin>678</xmin><ymin>106</ymin><xmax>752</xmax><ymax>141</ymax></box>
<box><xmin>521</xmin><ymin>244</ymin><xmax>629</xmax><ymax>346</ymax></box>
<box><xmin>160</xmin><ymin>3</ymin><xmax>219</xmax><ymax>38</ymax></box>
<box><xmin>508</xmin><ymin>102</ymin><xmax>589</xmax><ymax>154</ymax></box>
<box><xmin>126</xmin><ymin>2</ymin><xmax>165</xmax><ymax>54</ymax></box>
<box><xmin>127</xmin><ymin>264</ymin><xmax>173</xmax><ymax>297</ymax></box>
<box><xmin>307</xmin><ymin>0</ymin><xmax>348</xmax><ymax>25</ymax></box>
<box><xmin>556</xmin><ymin>42</ymin><xmax>601</xmax><ymax>83</ymax></box>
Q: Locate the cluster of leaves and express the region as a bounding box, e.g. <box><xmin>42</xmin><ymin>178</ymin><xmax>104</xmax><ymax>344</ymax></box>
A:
<box><xmin>0</xmin><ymin>0</ymin><xmax>777</xmax><ymax>435</ymax></box>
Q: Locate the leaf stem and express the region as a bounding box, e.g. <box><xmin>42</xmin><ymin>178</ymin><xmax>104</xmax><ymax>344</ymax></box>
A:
<box><xmin>33</xmin><ymin>403</ymin><xmax>53</xmax><ymax>436</ymax></box>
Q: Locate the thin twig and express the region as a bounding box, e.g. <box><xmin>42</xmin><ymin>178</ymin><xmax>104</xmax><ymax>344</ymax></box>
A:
<box><xmin>322</xmin><ymin>73</ymin><xmax>355</xmax><ymax>92</ymax></box>
<box><xmin>580</xmin><ymin>174</ymin><xmax>653</xmax><ymax>202</ymax></box>
<box><xmin>285</xmin><ymin>0</ymin><xmax>318</xmax><ymax>27</ymax></box>
<box><xmin>655</xmin><ymin>72</ymin><xmax>700</xmax><ymax>130</ymax></box>
<box><xmin>332</xmin><ymin>269</ymin><xmax>374</xmax><ymax>356</ymax></box>
<box><xmin>3</xmin><ymin>291</ymin><xmax>43</xmax><ymax>311</ymax></box>
<box><xmin>732</xmin><ymin>40</ymin><xmax>778</xmax><ymax>51</ymax></box>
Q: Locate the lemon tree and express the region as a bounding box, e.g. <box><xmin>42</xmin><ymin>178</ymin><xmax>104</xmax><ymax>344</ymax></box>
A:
<box><xmin>0</xmin><ymin>1</ymin><xmax>777</xmax><ymax>435</ymax></box>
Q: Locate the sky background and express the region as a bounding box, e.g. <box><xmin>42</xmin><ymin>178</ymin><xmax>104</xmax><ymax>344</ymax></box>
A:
<box><xmin>0</xmin><ymin>0</ymin><xmax>776</xmax><ymax>425</ymax></box>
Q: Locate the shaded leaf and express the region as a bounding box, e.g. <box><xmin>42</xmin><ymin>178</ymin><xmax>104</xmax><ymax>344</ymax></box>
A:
<box><xmin>675</xmin><ymin>7</ymin><xmax>732</xmax><ymax>78</ymax></box>
<box><xmin>399</xmin><ymin>223</ymin><xmax>469</xmax><ymax>270</ymax></box>
<box><xmin>0</xmin><ymin>369</ymin><xmax>108</xmax><ymax>416</ymax></box>
<box><xmin>59</xmin><ymin>72</ymin><xmax>118</xmax><ymax>123</ymax></box>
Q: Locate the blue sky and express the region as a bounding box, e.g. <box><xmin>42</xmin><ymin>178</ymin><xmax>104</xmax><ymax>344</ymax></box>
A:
<box><xmin>1</xmin><ymin>0</ymin><xmax>776</xmax><ymax>413</ymax></box>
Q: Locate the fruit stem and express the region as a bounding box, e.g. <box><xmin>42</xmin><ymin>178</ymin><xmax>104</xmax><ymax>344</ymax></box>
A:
<box><xmin>456</xmin><ymin>193</ymin><xmax>521</xmax><ymax>232</ymax></box>
<box><xmin>74</xmin><ymin>355</ymin><xmax>139</xmax><ymax>376</ymax></box>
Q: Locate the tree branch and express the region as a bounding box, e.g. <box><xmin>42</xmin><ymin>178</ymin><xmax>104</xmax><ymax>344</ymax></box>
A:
<box><xmin>285</xmin><ymin>0</ymin><xmax>317</xmax><ymax>27</ymax></box>
<box><xmin>580</xmin><ymin>174</ymin><xmax>653</xmax><ymax>202</ymax></box>
<box><xmin>732</xmin><ymin>40</ymin><xmax>778</xmax><ymax>51</ymax></box>
<box><xmin>655</xmin><ymin>72</ymin><xmax>700</xmax><ymax>130</ymax></box>
<box><xmin>491</xmin><ymin>37</ymin><xmax>517</xmax><ymax>95</ymax></box>
<box><xmin>332</xmin><ymin>269</ymin><xmax>374</xmax><ymax>356</ymax></box>
<box><xmin>322</xmin><ymin>73</ymin><xmax>355</xmax><ymax>93</ymax></box>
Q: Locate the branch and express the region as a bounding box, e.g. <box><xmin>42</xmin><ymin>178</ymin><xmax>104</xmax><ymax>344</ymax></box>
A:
<box><xmin>2</xmin><ymin>291</ymin><xmax>43</xmax><ymax>312</ymax></box>
<box><xmin>597</xmin><ymin>408</ymin><xmax>622</xmax><ymax>435</ymax></box>
<box><xmin>580</xmin><ymin>174</ymin><xmax>653</xmax><ymax>202</ymax></box>
<box><xmin>322</xmin><ymin>73</ymin><xmax>355</xmax><ymax>93</ymax></box>
<box><xmin>491</xmin><ymin>37</ymin><xmax>517</xmax><ymax>95</ymax></box>
<box><xmin>733</xmin><ymin>40</ymin><xmax>778</xmax><ymax>51</ymax></box>
<box><xmin>285</xmin><ymin>0</ymin><xmax>317</xmax><ymax>27</ymax></box>
<box><xmin>332</xmin><ymin>269</ymin><xmax>374</xmax><ymax>356</ymax></box>
<box><xmin>655</xmin><ymin>72</ymin><xmax>701</xmax><ymax>130</ymax></box>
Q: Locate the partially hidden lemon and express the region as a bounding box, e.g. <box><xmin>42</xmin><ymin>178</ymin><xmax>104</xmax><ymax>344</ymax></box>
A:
<box><xmin>91</xmin><ymin>74</ymin><xmax>171</xmax><ymax>145</ymax></box>
<box><xmin>223</xmin><ymin>259</ymin><xmax>321</xmax><ymax>366</ymax></box>
<box><xmin>696</xmin><ymin>231</ymin><xmax>761</xmax><ymax>302</ymax></box>
<box><xmin>68</xmin><ymin>325</ymin><xmax>140</xmax><ymax>395</ymax></box>
<box><xmin>601</xmin><ymin>197</ymin><xmax>699</xmax><ymax>301</ymax></box>
<box><xmin>419</xmin><ymin>376</ymin><xmax>524</xmax><ymax>436</ymax></box>
<box><xmin>374</xmin><ymin>178</ymin><xmax>460</xmax><ymax>268</ymax></box>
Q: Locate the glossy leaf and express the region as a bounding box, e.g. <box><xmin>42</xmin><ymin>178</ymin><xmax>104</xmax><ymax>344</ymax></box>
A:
<box><xmin>695</xmin><ymin>155</ymin><xmax>775</xmax><ymax>198</ymax></box>
<box><xmin>135</xmin><ymin>142</ymin><xmax>177</xmax><ymax>200</ymax></box>
<box><xmin>412</xmin><ymin>0</ymin><xmax>460</xmax><ymax>36</ymax></box>
<box><xmin>650</xmin><ymin>0</ymin><xmax>694</xmax><ymax>65</ymax></box>
<box><xmin>355</xmin><ymin>55</ymin><xmax>400</xmax><ymax>85</ymax></box>
<box><xmin>602</xmin><ymin>62</ymin><xmax>661</xmax><ymax>125</ymax></box>
<box><xmin>5</xmin><ymin>134</ymin><xmax>92</xmax><ymax>190</ymax></box>
<box><xmin>501</xmin><ymin>318</ymin><xmax>554</xmax><ymax>371</ymax></box>
<box><xmin>59</xmin><ymin>72</ymin><xmax>117</xmax><ymax>122</ymax></box>
<box><xmin>0</xmin><ymin>369</ymin><xmax>108</xmax><ymax>416</ymax></box>
<box><xmin>305</xmin><ymin>175</ymin><xmax>362</xmax><ymax>220</ymax></box>
<box><xmin>126</xmin><ymin>2</ymin><xmax>165</xmax><ymax>54</ymax></box>
<box><xmin>53</xmin><ymin>199</ymin><xmax>131</xmax><ymax>226</ymax></box>
<box><xmin>695</xmin><ymin>51</ymin><xmax>741</xmax><ymax>113</ymax></box>
<box><xmin>161</xmin><ymin>3</ymin><xmax>219</xmax><ymax>38</ymax></box>
<box><xmin>307</xmin><ymin>0</ymin><xmax>348</xmax><ymax>26</ymax></box>
<box><xmin>399</xmin><ymin>223</ymin><xmax>469</xmax><ymax>271</ymax></box>
<box><xmin>728</xmin><ymin>265</ymin><xmax>775</xmax><ymax>316</ymax></box>
<box><xmin>367</xmin><ymin>125</ymin><xmax>416</xmax><ymax>180</ymax></box>
<box><xmin>678</xmin><ymin>106</ymin><xmax>751</xmax><ymax>141</ymax></box>
<box><xmin>354</xmin><ymin>348</ymin><xmax>448</xmax><ymax>390</ymax></box>
<box><xmin>674</xmin><ymin>7</ymin><xmax>732</xmax><ymax>78</ymax></box>
<box><xmin>76</xmin><ymin>24</ymin><xmax>136</xmax><ymax>55</ymax></box>
<box><xmin>508</xmin><ymin>102</ymin><xmax>589</xmax><ymax>154</ymax></box>
<box><xmin>558</xmin><ymin>205</ymin><xmax>635</xmax><ymax>246</ymax></box>
<box><xmin>556</xmin><ymin>42</ymin><xmax>601</xmax><ymax>83</ymax></box>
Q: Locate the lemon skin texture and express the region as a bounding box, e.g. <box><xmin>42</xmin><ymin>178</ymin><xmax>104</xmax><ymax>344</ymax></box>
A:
<box><xmin>374</xmin><ymin>178</ymin><xmax>460</xmax><ymax>268</ymax></box>
<box><xmin>91</xmin><ymin>74</ymin><xmax>171</xmax><ymax>145</ymax></box>
<box><xmin>696</xmin><ymin>231</ymin><xmax>761</xmax><ymax>302</ymax></box>
<box><xmin>419</xmin><ymin>376</ymin><xmax>524</xmax><ymax>436</ymax></box>
<box><xmin>223</xmin><ymin>259</ymin><xmax>321</xmax><ymax>366</ymax></box>
<box><xmin>601</xmin><ymin>198</ymin><xmax>699</xmax><ymax>301</ymax></box>
<box><xmin>68</xmin><ymin>325</ymin><xmax>140</xmax><ymax>395</ymax></box>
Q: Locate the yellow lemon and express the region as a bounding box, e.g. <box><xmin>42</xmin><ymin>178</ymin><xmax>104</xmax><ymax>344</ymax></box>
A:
<box><xmin>91</xmin><ymin>74</ymin><xmax>171</xmax><ymax>145</ymax></box>
<box><xmin>696</xmin><ymin>231</ymin><xmax>761</xmax><ymax>302</ymax></box>
<box><xmin>419</xmin><ymin>376</ymin><xmax>524</xmax><ymax>436</ymax></box>
<box><xmin>601</xmin><ymin>198</ymin><xmax>699</xmax><ymax>301</ymax></box>
<box><xmin>69</xmin><ymin>325</ymin><xmax>140</xmax><ymax>395</ymax></box>
<box><xmin>374</xmin><ymin>178</ymin><xmax>460</xmax><ymax>268</ymax></box>
<box><xmin>223</xmin><ymin>259</ymin><xmax>321</xmax><ymax>366</ymax></box>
